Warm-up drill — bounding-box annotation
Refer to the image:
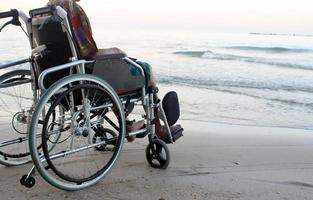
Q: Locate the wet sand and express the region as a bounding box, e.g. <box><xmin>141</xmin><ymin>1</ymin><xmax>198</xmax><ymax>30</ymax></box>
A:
<box><xmin>1</xmin><ymin>120</ymin><xmax>313</xmax><ymax>200</ymax></box>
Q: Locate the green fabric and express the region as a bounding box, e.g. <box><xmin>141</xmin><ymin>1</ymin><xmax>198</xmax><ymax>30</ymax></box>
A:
<box><xmin>128</xmin><ymin>60</ymin><xmax>151</xmax><ymax>89</ymax></box>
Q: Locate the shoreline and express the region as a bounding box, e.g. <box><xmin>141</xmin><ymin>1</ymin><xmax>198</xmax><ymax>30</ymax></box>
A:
<box><xmin>181</xmin><ymin>118</ymin><xmax>313</xmax><ymax>132</ymax></box>
<box><xmin>249</xmin><ymin>32</ymin><xmax>313</xmax><ymax>37</ymax></box>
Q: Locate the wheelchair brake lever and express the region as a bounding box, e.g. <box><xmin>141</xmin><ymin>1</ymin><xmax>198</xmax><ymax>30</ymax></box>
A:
<box><xmin>11</xmin><ymin>9</ymin><xmax>21</xmax><ymax>26</ymax></box>
<box><xmin>0</xmin><ymin>9</ymin><xmax>21</xmax><ymax>32</ymax></box>
<box><xmin>0</xmin><ymin>19</ymin><xmax>22</xmax><ymax>32</ymax></box>
<box><xmin>0</xmin><ymin>20</ymin><xmax>11</xmax><ymax>32</ymax></box>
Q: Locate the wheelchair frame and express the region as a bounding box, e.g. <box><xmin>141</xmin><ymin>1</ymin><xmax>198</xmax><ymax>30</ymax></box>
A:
<box><xmin>1</xmin><ymin>5</ymin><xmax>180</xmax><ymax>190</ymax></box>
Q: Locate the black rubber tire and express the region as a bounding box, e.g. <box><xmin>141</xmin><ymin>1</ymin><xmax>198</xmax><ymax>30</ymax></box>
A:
<box><xmin>0</xmin><ymin>69</ymin><xmax>31</xmax><ymax>87</ymax></box>
<box><xmin>0</xmin><ymin>69</ymin><xmax>33</xmax><ymax>166</ymax></box>
<box><xmin>24</xmin><ymin>177</ymin><xmax>36</xmax><ymax>188</ymax></box>
<box><xmin>20</xmin><ymin>174</ymin><xmax>27</xmax><ymax>186</ymax></box>
<box><xmin>29</xmin><ymin>74</ymin><xmax>126</xmax><ymax>191</ymax></box>
<box><xmin>41</xmin><ymin>83</ymin><xmax>124</xmax><ymax>184</ymax></box>
<box><xmin>146</xmin><ymin>139</ymin><xmax>170</xmax><ymax>169</ymax></box>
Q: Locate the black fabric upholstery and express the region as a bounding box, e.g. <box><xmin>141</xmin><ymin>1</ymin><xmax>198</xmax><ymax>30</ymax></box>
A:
<box><xmin>30</xmin><ymin>7</ymin><xmax>73</xmax><ymax>88</ymax></box>
<box><xmin>162</xmin><ymin>91</ymin><xmax>180</xmax><ymax>126</ymax></box>
<box><xmin>93</xmin><ymin>48</ymin><xmax>127</xmax><ymax>60</ymax></box>
<box><xmin>92</xmin><ymin>58</ymin><xmax>145</xmax><ymax>94</ymax></box>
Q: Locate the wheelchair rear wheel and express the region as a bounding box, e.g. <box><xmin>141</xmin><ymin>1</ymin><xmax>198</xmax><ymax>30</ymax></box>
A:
<box><xmin>29</xmin><ymin>74</ymin><xmax>126</xmax><ymax>191</ymax></box>
<box><xmin>0</xmin><ymin>69</ymin><xmax>34</xmax><ymax>166</ymax></box>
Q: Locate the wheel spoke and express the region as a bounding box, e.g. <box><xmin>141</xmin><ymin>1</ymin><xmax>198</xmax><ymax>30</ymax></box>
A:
<box><xmin>35</xmin><ymin>79</ymin><xmax>125</xmax><ymax>188</ymax></box>
<box><xmin>0</xmin><ymin>70</ymin><xmax>33</xmax><ymax>166</ymax></box>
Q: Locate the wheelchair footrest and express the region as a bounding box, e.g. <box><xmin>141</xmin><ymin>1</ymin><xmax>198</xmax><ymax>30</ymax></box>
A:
<box><xmin>165</xmin><ymin>125</ymin><xmax>184</xmax><ymax>144</ymax></box>
<box><xmin>172</xmin><ymin>127</ymin><xmax>184</xmax><ymax>143</ymax></box>
<box><xmin>162</xmin><ymin>91</ymin><xmax>180</xmax><ymax>127</ymax></box>
<box><xmin>136</xmin><ymin>130</ymin><xmax>148</xmax><ymax>138</ymax></box>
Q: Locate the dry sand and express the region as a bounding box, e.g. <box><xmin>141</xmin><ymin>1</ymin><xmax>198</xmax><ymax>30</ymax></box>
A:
<box><xmin>1</xmin><ymin>120</ymin><xmax>313</xmax><ymax>200</ymax></box>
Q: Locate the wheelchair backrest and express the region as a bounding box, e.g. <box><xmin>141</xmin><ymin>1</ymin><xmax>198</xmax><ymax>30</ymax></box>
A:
<box><xmin>28</xmin><ymin>6</ymin><xmax>146</xmax><ymax>94</ymax></box>
<box><xmin>29</xmin><ymin>6</ymin><xmax>77</xmax><ymax>88</ymax></box>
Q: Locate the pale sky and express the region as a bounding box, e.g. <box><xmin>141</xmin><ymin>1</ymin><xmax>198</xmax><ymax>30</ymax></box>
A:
<box><xmin>1</xmin><ymin>0</ymin><xmax>313</xmax><ymax>34</ymax></box>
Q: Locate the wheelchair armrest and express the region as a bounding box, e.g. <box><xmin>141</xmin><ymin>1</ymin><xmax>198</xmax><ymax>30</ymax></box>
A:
<box><xmin>93</xmin><ymin>48</ymin><xmax>127</xmax><ymax>60</ymax></box>
<box><xmin>38</xmin><ymin>59</ymin><xmax>93</xmax><ymax>91</ymax></box>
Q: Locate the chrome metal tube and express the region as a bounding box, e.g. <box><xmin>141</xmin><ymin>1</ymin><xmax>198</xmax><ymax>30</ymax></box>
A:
<box><xmin>45</xmin><ymin>140</ymin><xmax>108</xmax><ymax>160</ymax></box>
<box><xmin>56</xmin><ymin>6</ymin><xmax>78</xmax><ymax>59</ymax></box>
<box><xmin>123</xmin><ymin>57</ymin><xmax>145</xmax><ymax>77</ymax></box>
<box><xmin>38</xmin><ymin>60</ymin><xmax>92</xmax><ymax>91</ymax></box>
<box><xmin>127</xmin><ymin>129</ymin><xmax>147</xmax><ymax>137</ymax></box>
<box><xmin>0</xmin><ymin>58</ymin><xmax>30</xmax><ymax>70</ymax></box>
<box><xmin>0</xmin><ymin>137</ymin><xmax>27</xmax><ymax>148</ymax></box>
<box><xmin>159</xmin><ymin>103</ymin><xmax>173</xmax><ymax>143</ymax></box>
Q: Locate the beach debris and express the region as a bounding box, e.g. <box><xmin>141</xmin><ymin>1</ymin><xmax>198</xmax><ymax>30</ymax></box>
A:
<box><xmin>233</xmin><ymin>162</ymin><xmax>240</xmax><ymax>165</ymax></box>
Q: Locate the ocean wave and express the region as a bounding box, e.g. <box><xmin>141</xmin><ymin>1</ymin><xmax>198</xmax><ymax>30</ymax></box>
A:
<box><xmin>173</xmin><ymin>51</ymin><xmax>313</xmax><ymax>71</ymax></box>
<box><xmin>173</xmin><ymin>50</ymin><xmax>213</xmax><ymax>57</ymax></box>
<box><xmin>158</xmin><ymin>75</ymin><xmax>313</xmax><ymax>93</ymax></box>
<box><xmin>158</xmin><ymin>75</ymin><xmax>313</xmax><ymax>108</ymax></box>
<box><xmin>225</xmin><ymin>46</ymin><xmax>313</xmax><ymax>53</ymax></box>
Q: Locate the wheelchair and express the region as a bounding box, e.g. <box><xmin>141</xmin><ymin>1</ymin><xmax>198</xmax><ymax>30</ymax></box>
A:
<box><xmin>1</xmin><ymin>6</ymin><xmax>183</xmax><ymax>190</ymax></box>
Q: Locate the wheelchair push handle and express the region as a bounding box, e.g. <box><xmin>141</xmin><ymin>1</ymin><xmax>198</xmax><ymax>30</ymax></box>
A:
<box><xmin>0</xmin><ymin>9</ymin><xmax>21</xmax><ymax>32</ymax></box>
<box><xmin>0</xmin><ymin>9</ymin><xmax>18</xmax><ymax>19</ymax></box>
<box><xmin>0</xmin><ymin>11</ymin><xmax>14</xmax><ymax>19</ymax></box>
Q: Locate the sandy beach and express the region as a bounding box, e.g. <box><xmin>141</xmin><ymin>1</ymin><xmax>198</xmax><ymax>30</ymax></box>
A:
<box><xmin>1</xmin><ymin>0</ymin><xmax>313</xmax><ymax>199</ymax></box>
<box><xmin>0</xmin><ymin>120</ymin><xmax>313</xmax><ymax>200</ymax></box>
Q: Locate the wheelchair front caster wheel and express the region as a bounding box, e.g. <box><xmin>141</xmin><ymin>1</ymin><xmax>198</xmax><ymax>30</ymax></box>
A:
<box><xmin>20</xmin><ymin>175</ymin><xmax>27</xmax><ymax>185</ymax></box>
<box><xmin>146</xmin><ymin>139</ymin><xmax>170</xmax><ymax>169</ymax></box>
<box><xmin>20</xmin><ymin>175</ymin><xmax>36</xmax><ymax>188</ymax></box>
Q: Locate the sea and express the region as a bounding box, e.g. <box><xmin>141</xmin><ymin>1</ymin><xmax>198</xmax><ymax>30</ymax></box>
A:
<box><xmin>1</xmin><ymin>27</ymin><xmax>313</xmax><ymax>130</ymax></box>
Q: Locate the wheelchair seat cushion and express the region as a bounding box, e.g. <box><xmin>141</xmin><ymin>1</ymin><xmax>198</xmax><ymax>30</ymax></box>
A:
<box><xmin>92</xmin><ymin>58</ymin><xmax>146</xmax><ymax>94</ymax></box>
<box><xmin>93</xmin><ymin>48</ymin><xmax>127</xmax><ymax>60</ymax></box>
